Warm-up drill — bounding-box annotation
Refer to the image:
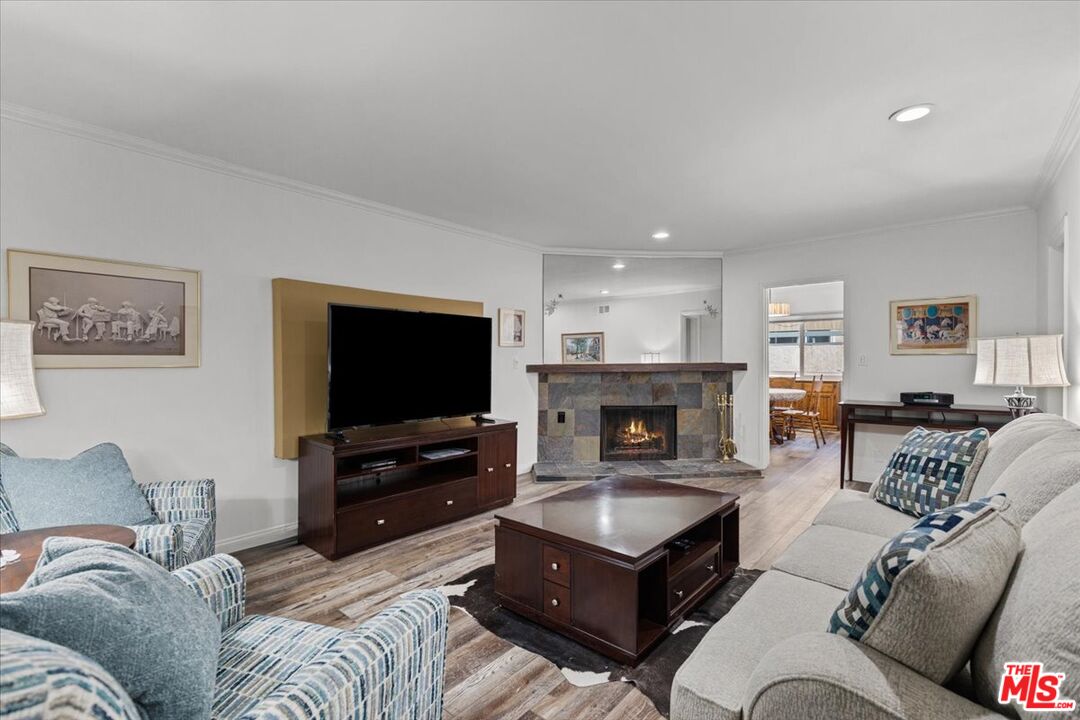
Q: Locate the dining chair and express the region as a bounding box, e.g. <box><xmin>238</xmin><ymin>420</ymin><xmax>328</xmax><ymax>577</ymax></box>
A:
<box><xmin>781</xmin><ymin>375</ymin><xmax>827</xmax><ymax>448</ymax></box>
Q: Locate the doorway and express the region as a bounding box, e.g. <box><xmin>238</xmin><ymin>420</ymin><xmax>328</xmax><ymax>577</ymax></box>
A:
<box><xmin>765</xmin><ymin>281</ymin><xmax>844</xmax><ymax>454</ymax></box>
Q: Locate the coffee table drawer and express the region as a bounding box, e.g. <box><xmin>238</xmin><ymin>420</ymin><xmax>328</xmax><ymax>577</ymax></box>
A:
<box><xmin>542</xmin><ymin>545</ymin><xmax>571</xmax><ymax>587</ymax></box>
<box><xmin>543</xmin><ymin>580</ymin><xmax>571</xmax><ymax>624</ymax></box>
<box><xmin>669</xmin><ymin>546</ymin><xmax>719</xmax><ymax>614</ymax></box>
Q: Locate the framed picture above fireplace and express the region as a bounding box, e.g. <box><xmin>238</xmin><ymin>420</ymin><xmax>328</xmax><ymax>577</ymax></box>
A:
<box><xmin>561</xmin><ymin>331</ymin><xmax>605</xmax><ymax>363</ymax></box>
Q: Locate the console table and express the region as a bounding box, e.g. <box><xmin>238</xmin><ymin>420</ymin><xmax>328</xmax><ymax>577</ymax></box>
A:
<box><xmin>839</xmin><ymin>400</ymin><xmax>1018</xmax><ymax>488</ymax></box>
<box><xmin>299</xmin><ymin>418</ymin><xmax>517</xmax><ymax>559</ymax></box>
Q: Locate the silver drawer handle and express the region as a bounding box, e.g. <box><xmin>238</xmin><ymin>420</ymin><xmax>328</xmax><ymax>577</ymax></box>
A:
<box><xmin>707</xmin><ymin>564</ymin><xmax>715</xmax><ymax>572</ymax></box>
<box><xmin>674</xmin><ymin>589</ymin><xmax>684</xmax><ymax>599</ymax></box>
<box><xmin>376</xmin><ymin>519</ymin><xmax>385</xmax><ymax>526</ymax></box>
<box><xmin>487</xmin><ymin>467</ymin><xmax>495</xmax><ymax>472</ymax></box>
<box><xmin>550</xmin><ymin>597</ymin><xmax>560</xmax><ymax>607</ymax></box>
<box><xmin>550</xmin><ymin>562</ymin><xmax>559</xmax><ymax>571</ymax></box>
<box><xmin>505</xmin><ymin>462</ymin><xmax>512</xmax><ymax>468</ymax></box>
<box><xmin>446</xmin><ymin>499</ymin><xmax>454</xmax><ymax>506</ymax></box>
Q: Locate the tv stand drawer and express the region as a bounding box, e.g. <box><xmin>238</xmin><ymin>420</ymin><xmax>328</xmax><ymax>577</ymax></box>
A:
<box><xmin>336</xmin><ymin>477</ymin><xmax>477</xmax><ymax>553</ymax></box>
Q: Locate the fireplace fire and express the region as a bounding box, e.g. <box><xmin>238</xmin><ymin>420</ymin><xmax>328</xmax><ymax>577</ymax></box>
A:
<box><xmin>601</xmin><ymin>405</ymin><xmax>677</xmax><ymax>461</ymax></box>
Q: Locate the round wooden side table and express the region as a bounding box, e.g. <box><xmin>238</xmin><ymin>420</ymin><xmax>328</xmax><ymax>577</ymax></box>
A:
<box><xmin>0</xmin><ymin>524</ymin><xmax>137</xmax><ymax>593</ymax></box>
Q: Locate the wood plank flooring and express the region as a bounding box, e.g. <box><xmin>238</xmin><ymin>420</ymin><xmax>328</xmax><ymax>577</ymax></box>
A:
<box><xmin>235</xmin><ymin>433</ymin><xmax>840</xmax><ymax>720</ymax></box>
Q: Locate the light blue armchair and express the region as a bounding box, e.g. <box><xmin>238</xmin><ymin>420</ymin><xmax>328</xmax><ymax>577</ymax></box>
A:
<box><xmin>0</xmin><ymin>478</ymin><xmax>216</xmax><ymax>571</ymax></box>
<box><xmin>0</xmin><ymin>554</ymin><xmax>450</xmax><ymax>720</ymax></box>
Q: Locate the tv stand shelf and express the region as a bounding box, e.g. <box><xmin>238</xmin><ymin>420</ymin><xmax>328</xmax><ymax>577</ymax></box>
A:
<box><xmin>299</xmin><ymin>418</ymin><xmax>517</xmax><ymax>560</ymax></box>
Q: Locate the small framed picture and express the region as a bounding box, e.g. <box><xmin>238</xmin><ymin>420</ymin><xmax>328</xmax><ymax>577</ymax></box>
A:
<box><xmin>561</xmin><ymin>332</ymin><xmax>605</xmax><ymax>364</ymax></box>
<box><xmin>6</xmin><ymin>249</ymin><xmax>201</xmax><ymax>368</ymax></box>
<box><xmin>889</xmin><ymin>295</ymin><xmax>976</xmax><ymax>355</ymax></box>
<box><xmin>498</xmin><ymin>308</ymin><xmax>525</xmax><ymax>347</ymax></box>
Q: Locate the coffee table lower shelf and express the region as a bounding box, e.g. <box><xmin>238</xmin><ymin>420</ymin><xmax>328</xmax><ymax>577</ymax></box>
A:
<box><xmin>494</xmin><ymin>500</ymin><xmax>739</xmax><ymax>665</ymax></box>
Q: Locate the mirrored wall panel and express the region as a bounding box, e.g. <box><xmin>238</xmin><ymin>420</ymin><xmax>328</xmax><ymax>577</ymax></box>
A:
<box><xmin>543</xmin><ymin>255</ymin><xmax>723</xmax><ymax>364</ymax></box>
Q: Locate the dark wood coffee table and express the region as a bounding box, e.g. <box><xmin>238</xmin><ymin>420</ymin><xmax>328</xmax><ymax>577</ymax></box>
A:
<box><xmin>494</xmin><ymin>475</ymin><xmax>739</xmax><ymax>664</ymax></box>
<box><xmin>0</xmin><ymin>524</ymin><xmax>137</xmax><ymax>593</ymax></box>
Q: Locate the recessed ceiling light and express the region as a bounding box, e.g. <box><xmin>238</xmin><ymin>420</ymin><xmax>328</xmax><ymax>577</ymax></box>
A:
<box><xmin>889</xmin><ymin>104</ymin><xmax>934</xmax><ymax>123</ymax></box>
<box><xmin>612</xmin><ymin>262</ymin><xmax>626</xmax><ymax>270</ymax></box>
<box><xmin>652</xmin><ymin>231</ymin><xmax>670</xmax><ymax>241</ymax></box>
<box><xmin>600</xmin><ymin>289</ymin><xmax>610</xmax><ymax>295</ymax></box>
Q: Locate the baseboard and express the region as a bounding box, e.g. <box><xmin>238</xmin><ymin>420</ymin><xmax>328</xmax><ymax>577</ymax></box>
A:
<box><xmin>215</xmin><ymin>522</ymin><xmax>298</xmax><ymax>554</ymax></box>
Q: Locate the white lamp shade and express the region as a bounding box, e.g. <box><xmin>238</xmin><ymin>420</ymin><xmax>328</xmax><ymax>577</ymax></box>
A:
<box><xmin>1</xmin><ymin>320</ymin><xmax>45</xmax><ymax>419</ymax></box>
<box><xmin>973</xmin><ymin>335</ymin><xmax>1070</xmax><ymax>388</ymax></box>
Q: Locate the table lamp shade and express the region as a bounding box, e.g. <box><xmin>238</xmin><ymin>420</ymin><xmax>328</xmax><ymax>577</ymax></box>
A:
<box><xmin>1</xmin><ymin>320</ymin><xmax>45</xmax><ymax>419</ymax></box>
<box><xmin>973</xmin><ymin>335</ymin><xmax>1070</xmax><ymax>388</ymax></box>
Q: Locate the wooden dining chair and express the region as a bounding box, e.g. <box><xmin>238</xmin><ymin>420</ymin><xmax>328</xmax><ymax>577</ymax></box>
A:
<box><xmin>781</xmin><ymin>375</ymin><xmax>827</xmax><ymax>448</ymax></box>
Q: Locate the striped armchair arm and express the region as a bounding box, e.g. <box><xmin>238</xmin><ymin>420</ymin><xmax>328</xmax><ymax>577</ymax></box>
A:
<box><xmin>238</xmin><ymin>590</ymin><xmax>450</xmax><ymax>720</ymax></box>
<box><xmin>142</xmin><ymin>479</ymin><xmax>216</xmax><ymax>561</ymax></box>
<box><xmin>132</xmin><ymin>522</ymin><xmax>185</xmax><ymax>571</ymax></box>
<box><xmin>173</xmin><ymin>554</ymin><xmax>247</xmax><ymax>632</ymax></box>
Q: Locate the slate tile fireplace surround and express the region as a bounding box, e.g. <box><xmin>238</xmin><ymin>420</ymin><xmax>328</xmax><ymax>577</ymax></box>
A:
<box><xmin>526</xmin><ymin>363</ymin><xmax>748</xmax><ymax>467</ymax></box>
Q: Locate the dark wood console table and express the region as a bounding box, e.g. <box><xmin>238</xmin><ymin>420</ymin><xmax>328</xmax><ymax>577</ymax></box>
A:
<box><xmin>494</xmin><ymin>476</ymin><xmax>739</xmax><ymax>664</ymax></box>
<box><xmin>299</xmin><ymin>418</ymin><xmax>517</xmax><ymax>560</ymax></box>
<box><xmin>839</xmin><ymin>400</ymin><xmax>1019</xmax><ymax>488</ymax></box>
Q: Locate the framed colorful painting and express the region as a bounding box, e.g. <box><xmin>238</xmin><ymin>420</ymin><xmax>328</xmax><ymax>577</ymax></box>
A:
<box><xmin>889</xmin><ymin>295</ymin><xmax>976</xmax><ymax>355</ymax></box>
<box><xmin>6</xmin><ymin>249</ymin><xmax>201</xmax><ymax>368</ymax></box>
<box><xmin>561</xmin><ymin>331</ymin><xmax>604</xmax><ymax>364</ymax></box>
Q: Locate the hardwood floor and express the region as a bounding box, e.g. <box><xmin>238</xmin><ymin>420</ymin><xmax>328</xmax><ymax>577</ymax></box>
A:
<box><xmin>235</xmin><ymin>433</ymin><xmax>841</xmax><ymax>720</ymax></box>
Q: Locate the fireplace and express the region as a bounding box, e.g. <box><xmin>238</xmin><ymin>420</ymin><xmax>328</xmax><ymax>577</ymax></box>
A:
<box><xmin>600</xmin><ymin>405</ymin><xmax>677</xmax><ymax>461</ymax></box>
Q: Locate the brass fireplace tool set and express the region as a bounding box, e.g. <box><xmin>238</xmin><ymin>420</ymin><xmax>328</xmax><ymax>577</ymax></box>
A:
<box><xmin>716</xmin><ymin>392</ymin><xmax>738</xmax><ymax>462</ymax></box>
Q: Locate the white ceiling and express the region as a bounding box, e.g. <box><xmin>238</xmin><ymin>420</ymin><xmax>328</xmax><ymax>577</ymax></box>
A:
<box><xmin>1</xmin><ymin>1</ymin><xmax>1077</xmax><ymax>252</ymax></box>
<box><xmin>544</xmin><ymin>255</ymin><xmax>723</xmax><ymax>302</ymax></box>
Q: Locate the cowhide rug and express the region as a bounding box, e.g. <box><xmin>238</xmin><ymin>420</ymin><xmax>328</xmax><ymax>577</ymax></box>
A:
<box><xmin>438</xmin><ymin>565</ymin><xmax>762</xmax><ymax>717</ymax></box>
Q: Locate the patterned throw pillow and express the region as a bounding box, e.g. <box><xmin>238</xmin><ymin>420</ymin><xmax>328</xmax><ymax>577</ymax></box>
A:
<box><xmin>827</xmin><ymin>495</ymin><xmax>1020</xmax><ymax>683</ymax></box>
<box><xmin>874</xmin><ymin>426</ymin><xmax>990</xmax><ymax>517</ymax></box>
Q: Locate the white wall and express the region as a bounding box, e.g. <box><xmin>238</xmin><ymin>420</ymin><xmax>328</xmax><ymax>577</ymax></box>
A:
<box><xmin>0</xmin><ymin>118</ymin><xmax>542</xmax><ymax>551</ymax></box>
<box><xmin>543</xmin><ymin>288</ymin><xmax>723</xmax><ymax>363</ymax></box>
<box><xmin>1035</xmin><ymin>140</ymin><xmax>1079</xmax><ymax>420</ymax></box>
<box><xmin>768</xmin><ymin>281</ymin><xmax>844</xmax><ymax>317</ymax></box>
<box><xmin>723</xmin><ymin>210</ymin><xmax>1039</xmax><ymax>477</ymax></box>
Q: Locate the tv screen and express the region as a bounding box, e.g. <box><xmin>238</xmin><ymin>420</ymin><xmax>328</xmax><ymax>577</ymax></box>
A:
<box><xmin>327</xmin><ymin>304</ymin><xmax>492</xmax><ymax>430</ymax></box>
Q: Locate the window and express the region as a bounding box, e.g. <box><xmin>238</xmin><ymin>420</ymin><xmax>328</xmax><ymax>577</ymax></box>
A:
<box><xmin>768</xmin><ymin>319</ymin><xmax>843</xmax><ymax>376</ymax></box>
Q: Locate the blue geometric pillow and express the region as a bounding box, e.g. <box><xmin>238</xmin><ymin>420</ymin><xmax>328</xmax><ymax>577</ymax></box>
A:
<box><xmin>828</xmin><ymin>495</ymin><xmax>1020</xmax><ymax>683</ymax></box>
<box><xmin>874</xmin><ymin>426</ymin><xmax>990</xmax><ymax>517</ymax></box>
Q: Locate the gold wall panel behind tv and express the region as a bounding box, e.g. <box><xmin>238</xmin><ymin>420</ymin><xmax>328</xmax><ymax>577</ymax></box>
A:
<box><xmin>272</xmin><ymin>278</ymin><xmax>483</xmax><ymax>459</ymax></box>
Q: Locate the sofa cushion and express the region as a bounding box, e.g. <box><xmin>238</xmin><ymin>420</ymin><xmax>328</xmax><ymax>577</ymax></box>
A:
<box><xmin>828</xmin><ymin>495</ymin><xmax>1020</xmax><ymax>684</ymax></box>
<box><xmin>670</xmin><ymin>569</ymin><xmax>846</xmax><ymax>720</ymax></box>
<box><xmin>771</xmin><ymin>524</ymin><xmax>892</xmax><ymax>590</ymax></box>
<box><xmin>986</xmin><ymin>429</ymin><xmax>1080</xmax><ymax>526</ymax></box>
<box><xmin>0</xmin><ymin>628</ymin><xmax>142</xmax><ymax>720</ymax></box>
<box><xmin>812</xmin><ymin>489</ymin><xmax>916</xmax><ymax>538</ymax></box>
<box><xmin>966</xmin><ymin>413</ymin><xmax>1078</xmax><ymax>500</ymax></box>
<box><xmin>971</xmin><ymin>481</ymin><xmax>1080</xmax><ymax>718</ymax></box>
<box><xmin>873</xmin><ymin>426</ymin><xmax>990</xmax><ymax>517</ymax></box>
<box><xmin>0</xmin><ymin>537</ymin><xmax>220</xmax><ymax>720</ymax></box>
<box><xmin>0</xmin><ymin>442</ymin><xmax>157</xmax><ymax>528</ymax></box>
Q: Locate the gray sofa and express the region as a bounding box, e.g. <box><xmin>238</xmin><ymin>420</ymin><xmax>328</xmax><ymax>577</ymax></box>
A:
<box><xmin>671</xmin><ymin>413</ymin><xmax>1080</xmax><ymax>720</ymax></box>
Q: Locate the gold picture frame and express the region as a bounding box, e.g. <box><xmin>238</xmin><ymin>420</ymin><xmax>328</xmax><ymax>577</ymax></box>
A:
<box><xmin>6</xmin><ymin>249</ymin><xmax>201</xmax><ymax>368</ymax></box>
<box><xmin>498</xmin><ymin>308</ymin><xmax>525</xmax><ymax>347</ymax></box>
<box><xmin>889</xmin><ymin>295</ymin><xmax>976</xmax><ymax>355</ymax></box>
<box><xmin>561</xmin><ymin>331</ymin><xmax>605</xmax><ymax>363</ymax></box>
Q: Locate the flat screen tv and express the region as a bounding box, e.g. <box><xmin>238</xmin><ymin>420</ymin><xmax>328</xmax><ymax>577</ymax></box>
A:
<box><xmin>327</xmin><ymin>304</ymin><xmax>492</xmax><ymax>430</ymax></box>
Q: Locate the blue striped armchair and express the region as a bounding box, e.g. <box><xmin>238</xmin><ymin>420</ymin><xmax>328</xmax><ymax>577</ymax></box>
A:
<box><xmin>0</xmin><ymin>554</ymin><xmax>450</xmax><ymax>720</ymax></box>
<box><xmin>0</xmin><ymin>477</ymin><xmax>216</xmax><ymax>571</ymax></box>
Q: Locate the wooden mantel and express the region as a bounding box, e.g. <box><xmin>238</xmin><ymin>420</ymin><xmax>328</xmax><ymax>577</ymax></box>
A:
<box><xmin>525</xmin><ymin>362</ymin><xmax>748</xmax><ymax>374</ymax></box>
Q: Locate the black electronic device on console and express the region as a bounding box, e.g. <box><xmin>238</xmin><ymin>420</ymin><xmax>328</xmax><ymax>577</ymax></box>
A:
<box><xmin>900</xmin><ymin>391</ymin><xmax>955</xmax><ymax>407</ymax></box>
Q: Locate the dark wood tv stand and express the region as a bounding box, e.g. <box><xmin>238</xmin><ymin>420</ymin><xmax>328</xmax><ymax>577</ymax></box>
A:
<box><xmin>299</xmin><ymin>418</ymin><xmax>517</xmax><ymax>560</ymax></box>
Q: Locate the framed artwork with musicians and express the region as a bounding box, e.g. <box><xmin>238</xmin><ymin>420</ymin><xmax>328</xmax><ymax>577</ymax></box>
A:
<box><xmin>6</xmin><ymin>249</ymin><xmax>200</xmax><ymax>368</ymax></box>
<box><xmin>889</xmin><ymin>295</ymin><xmax>976</xmax><ymax>355</ymax></box>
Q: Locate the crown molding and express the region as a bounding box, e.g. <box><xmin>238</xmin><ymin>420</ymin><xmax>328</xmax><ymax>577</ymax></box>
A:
<box><xmin>1034</xmin><ymin>82</ymin><xmax>1080</xmax><ymax>203</ymax></box>
<box><xmin>722</xmin><ymin>205</ymin><xmax>1033</xmax><ymax>257</ymax></box>
<box><xmin>0</xmin><ymin>102</ymin><xmax>545</xmax><ymax>255</ymax></box>
<box><xmin>0</xmin><ymin>102</ymin><xmax>1036</xmax><ymax>261</ymax></box>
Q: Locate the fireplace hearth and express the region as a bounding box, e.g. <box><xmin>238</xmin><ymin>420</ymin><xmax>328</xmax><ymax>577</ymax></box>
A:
<box><xmin>601</xmin><ymin>405</ymin><xmax>677</xmax><ymax>461</ymax></box>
